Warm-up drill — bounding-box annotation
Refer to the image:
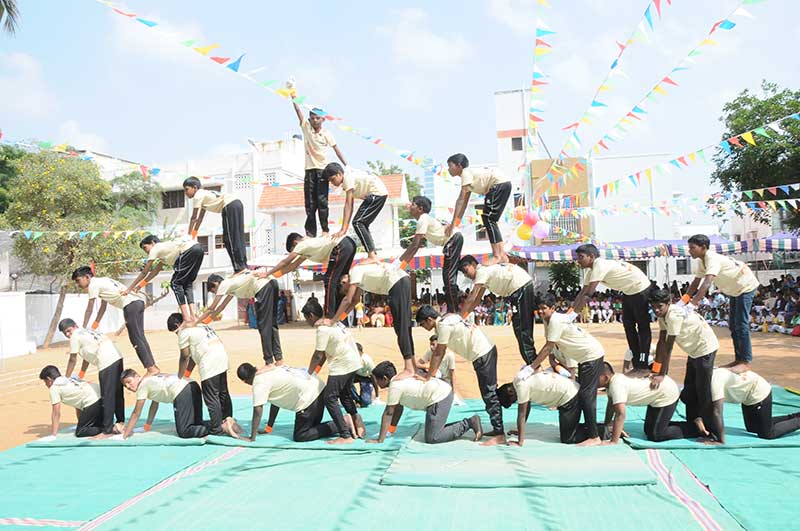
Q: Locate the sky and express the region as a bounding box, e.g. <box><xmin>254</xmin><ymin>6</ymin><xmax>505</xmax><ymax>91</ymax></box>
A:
<box><xmin>1</xmin><ymin>0</ymin><xmax>798</xmax><ymax>192</ymax></box>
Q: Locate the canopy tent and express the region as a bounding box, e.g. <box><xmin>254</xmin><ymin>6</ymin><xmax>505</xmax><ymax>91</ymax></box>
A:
<box><xmin>759</xmin><ymin>232</ymin><xmax>800</xmax><ymax>252</ymax></box>
<box><xmin>299</xmin><ymin>245</ymin><xmax>491</xmax><ymax>273</ymax></box>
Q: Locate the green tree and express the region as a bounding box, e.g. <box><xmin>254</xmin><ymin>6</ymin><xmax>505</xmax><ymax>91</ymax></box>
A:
<box><xmin>0</xmin><ymin>152</ymin><xmax>144</xmax><ymax>346</ymax></box>
<box><xmin>367</xmin><ymin>160</ymin><xmax>422</xmax><ymax>249</ymax></box>
<box><xmin>711</xmin><ymin>81</ymin><xmax>800</xmax><ymax>231</ymax></box>
<box><xmin>0</xmin><ymin>0</ymin><xmax>19</xmax><ymax>34</ymax></box>
<box><xmin>110</xmin><ymin>171</ymin><xmax>163</xmax><ymax>226</ymax></box>
<box><xmin>0</xmin><ymin>145</ymin><xmax>25</xmax><ymax>213</ymax></box>
<box><xmin>548</xmin><ymin>261</ymin><xmax>580</xmax><ymax>295</ymax></box>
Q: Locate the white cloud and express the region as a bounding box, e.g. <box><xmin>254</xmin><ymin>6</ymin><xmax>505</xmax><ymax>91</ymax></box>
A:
<box><xmin>291</xmin><ymin>64</ymin><xmax>338</xmax><ymax>103</ymax></box>
<box><xmin>486</xmin><ymin>0</ymin><xmax>537</xmax><ymax>35</ymax></box>
<box><xmin>58</xmin><ymin>120</ymin><xmax>109</xmax><ymax>152</ymax></box>
<box><xmin>109</xmin><ymin>11</ymin><xmax>208</xmax><ymax>66</ymax></box>
<box><xmin>0</xmin><ymin>52</ymin><xmax>56</xmax><ymax>118</ymax></box>
<box><xmin>380</xmin><ymin>8</ymin><xmax>470</xmax><ymax>72</ymax></box>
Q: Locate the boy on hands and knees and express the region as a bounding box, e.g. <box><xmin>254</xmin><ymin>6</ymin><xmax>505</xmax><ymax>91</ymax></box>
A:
<box><xmin>183</xmin><ymin>177</ymin><xmax>248</xmax><ymax>272</ymax></box>
<box><xmin>446</xmin><ymin>154</ymin><xmax>512</xmax><ymax>264</ymax></box>
<box><xmin>302</xmin><ymin>299</ymin><xmax>364</xmax><ymax>444</ymax></box>
<box><xmin>368</xmin><ymin>361</ymin><xmax>482</xmax><ymax>444</ymax></box>
<box><xmin>416</xmin><ymin>305</ymin><xmax>505</xmax><ymax>443</ymax></box>
<box><xmin>236</xmin><ymin>362</ymin><xmax>338</xmax><ymax>443</ymax></box>
<box><xmin>324</xmin><ymin>163</ymin><xmax>387</xmax><ymax>260</ymax></box>
<box><xmin>120</xmin><ymin>369</ymin><xmax>209</xmax><ymax>439</ymax></box>
<box><xmin>685</xmin><ymin>234</ymin><xmax>760</xmax><ymax>371</ymax></box>
<box><xmin>72</xmin><ymin>266</ymin><xmax>159</xmax><ymax>375</ymax></box>
<box><xmin>526</xmin><ymin>295</ymin><xmax>605</xmax><ymax>447</ymax></box>
<box><xmin>459</xmin><ymin>255</ymin><xmax>537</xmax><ymax>364</ymax></box>
<box><xmin>39</xmin><ymin>365</ymin><xmax>108</xmax><ymax>439</ymax></box>
<box><xmin>571</xmin><ymin>244</ymin><xmax>652</xmax><ymax>371</ymax></box>
<box><xmin>59</xmin><ymin>318</ymin><xmax>124</xmax><ymax>435</ymax></box>
<box><xmin>199</xmin><ymin>273</ymin><xmax>283</xmax><ymax>365</ymax></box>
<box><xmin>649</xmin><ymin>289</ymin><xmax>720</xmax><ymax>443</ymax></box>
<box><xmin>599</xmin><ymin>362</ymin><xmax>689</xmax><ymax>444</ymax></box>
<box><xmin>128</xmin><ymin>235</ymin><xmax>204</xmax><ymax>322</ymax></box>
<box><xmin>167</xmin><ymin>313</ymin><xmax>240</xmax><ymax>438</ymax></box>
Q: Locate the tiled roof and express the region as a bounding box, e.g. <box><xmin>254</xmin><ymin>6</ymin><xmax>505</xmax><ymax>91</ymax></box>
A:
<box><xmin>258</xmin><ymin>173</ymin><xmax>405</xmax><ymax>210</ymax></box>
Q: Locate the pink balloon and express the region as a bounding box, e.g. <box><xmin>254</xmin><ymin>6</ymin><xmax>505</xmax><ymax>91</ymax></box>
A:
<box><xmin>533</xmin><ymin>221</ymin><xmax>550</xmax><ymax>239</ymax></box>
<box><xmin>523</xmin><ymin>211</ymin><xmax>539</xmax><ymax>227</ymax></box>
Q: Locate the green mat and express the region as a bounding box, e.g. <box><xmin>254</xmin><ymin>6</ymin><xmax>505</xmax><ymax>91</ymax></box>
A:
<box><xmin>380</xmin><ymin>422</ymin><xmax>656</xmax><ymax>488</ymax></box>
<box><xmin>673</xmin><ymin>448</ymin><xmax>800</xmax><ymax>531</ymax></box>
<box><xmin>26</xmin><ymin>420</ymin><xmax>205</xmax><ymax>447</ymax></box>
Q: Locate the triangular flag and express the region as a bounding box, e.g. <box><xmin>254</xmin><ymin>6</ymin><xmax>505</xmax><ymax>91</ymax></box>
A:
<box><xmin>632</xmin><ymin>106</ymin><xmax>647</xmax><ymax>114</ymax></box>
<box><xmin>741</xmin><ymin>131</ymin><xmax>756</xmax><ymax>146</ymax></box>
<box><xmin>734</xmin><ymin>7</ymin><xmax>753</xmax><ymax>18</ymax></box>
<box><xmin>32</xmin><ymin>231</ymin><xmax>44</xmax><ymax>241</ymax></box>
<box><xmin>136</xmin><ymin>18</ymin><xmax>158</xmax><ymax>27</ymax></box>
<box><xmin>699</xmin><ymin>38</ymin><xmax>717</xmax><ymax>46</ymax></box>
<box><xmin>729</xmin><ymin>136</ymin><xmax>743</xmax><ymax>147</ymax></box>
<box><xmin>743</xmin><ymin>190</ymin><xmax>754</xmax><ymax>199</ymax></box>
<box><xmin>719</xmin><ymin>19</ymin><xmax>736</xmax><ymax>30</ymax></box>
<box><xmin>767</xmin><ymin>187</ymin><xmax>778</xmax><ymax>196</ymax></box>
<box><xmin>210</xmin><ymin>56</ymin><xmax>230</xmax><ymax>64</ymax></box>
<box><xmin>644</xmin><ymin>5</ymin><xmax>654</xmax><ymax>30</ymax></box>
<box><xmin>662</xmin><ymin>76</ymin><xmax>679</xmax><ymax>86</ymax></box>
<box><xmin>181</xmin><ymin>39</ymin><xmax>197</xmax><ymax>47</ymax></box>
<box><xmin>654</xmin><ymin>0</ymin><xmax>662</xmax><ymax>17</ymax></box>
<box><xmin>652</xmin><ymin>85</ymin><xmax>668</xmax><ymax>96</ymax></box>
<box><xmin>591</xmin><ymin>100</ymin><xmax>607</xmax><ymax>108</ymax></box>
<box><xmin>536</xmin><ymin>27</ymin><xmax>556</xmax><ymax>37</ymax></box>
<box><xmin>194</xmin><ymin>44</ymin><xmax>220</xmax><ymax>56</ymax></box>
<box><xmin>677</xmin><ymin>156</ymin><xmax>688</xmax><ymax>166</ymax></box>
<box><xmin>779</xmin><ymin>185</ymin><xmax>790</xmax><ymax>195</ymax></box>
<box><xmin>753</xmin><ymin>127</ymin><xmax>770</xmax><ymax>138</ymax></box>
<box><xmin>535</xmin><ymin>38</ymin><xmax>551</xmax><ymax>48</ymax></box>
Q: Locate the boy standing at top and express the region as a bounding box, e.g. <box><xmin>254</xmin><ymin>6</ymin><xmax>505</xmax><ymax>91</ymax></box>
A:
<box><xmin>183</xmin><ymin>177</ymin><xmax>248</xmax><ymax>272</ymax></box>
<box><xmin>446</xmin><ymin>154</ymin><xmax>512</xmax><ymax>264</ymax></box>
<box><xmin>685</xmin><ymin>234</ymin><xmax>760</xmax><ymax>370</ymax></box>
<box><xmin>323</xmin><ymin>163</ymin><xmax>388</xmax><ymax>260</ymax></box>
<box><xmin>571</xmin><ymin>244</ymin><xmax>652</xmax><ymax>371</ymax></box>
<box><xmin>290</xmin><ymin>92</ymin><xmax>347</xmax><ymax>237</ymax></box>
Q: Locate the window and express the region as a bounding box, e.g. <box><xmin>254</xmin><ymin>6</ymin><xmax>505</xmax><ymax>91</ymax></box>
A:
<box><xmin>197</xmin><ymin>236</ymin><xmax>210</xmax><ymax>254</ymax></box>
<box><xmin>262</xmin><ymin>172</ymin><xmax>277</xmax><ymax>187</ymax></box>
<box><xmin>511</xmin><ymin>137</ymin><xmax>523</xmax><ymax>151</ymax></box>
<box><xmin>162</xmin><ymin>190</ymin><xmax>185</xmax><ymax>209</ymax></box>
<box><xmin>629</xmin><ymin>260</ymin><xmax>648</xmax><ymax>276</ymax></box>
<box><xmin>676</xmin><ymin>258</ymin><xmax>690</xmax><ymax>275</ymax></box>
<box><xmin>264</xmin><ymin>228</ymin><xmax>274</xmax><ymax>253</ymax></box>
<box><xmin>234</xmin><ymin>174</ymin><xmax>252</xmax><ymax>191</ymax></box>
<box><xmin>215</xmin><ymin>233</ymin><xmax>250</xmax><ymax>249</ymax></box>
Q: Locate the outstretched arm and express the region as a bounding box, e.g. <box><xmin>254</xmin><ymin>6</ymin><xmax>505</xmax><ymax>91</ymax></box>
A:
<box><xmin>397</xmin><ymin>234</ymin><xmax>425</xmax><ymax>267</ymax></box>
<box><xmin>122</xmin><ymin>399</ymin><xmax>147</xmax><ymax>439</ymax></box>
<box><xmin>263</xmin><ymin>253</ymin><xmax>305</xmax><ymax>279</ymax></box>
<box><xmin>308</xmin><ymin>350</ymin><xmax>327</xmax><ymax>375</ymax></box>
<box><xmin>512</xmin><ymin>401</ymin><xmax>529</xmax><ymax>446</ymax></box>
<box><xmin>127</xmin><ymin>261</ymin><xmax>163</xmax><ymax>293</ymax></box>
<box><xmin>650</xmin><ymin>332</ymin><xmax>676</xmax><ymax>389</ymax></box>
<box><xmin>292</xmin><ymin>101</ymin><xmax>305</xmax><ymax>126</ymax></box>
<box><xmin>248</xmin><ymin>405</ymin><xmax>264</xmax><ymax>441</ymax></box>
<box><xmin>193</xmin><ymin>294</ymin><xmax>232</xmax><ymax>325</ymax></box>
<box><xmin>609</xmin><ymin>403</ymin><xmax>626</xmax><ymax>444</ymax></box>
<box><xmin>335</xmin><ymin>191</ymin><xmax>355</xmax><ymax>238</ymax></box>
<box><xmin>49</xmin><ymin>403</ymin><xmax>62</xmax><ymax>437</ymax></box>
<box><xmin>332</xmin><ymin>285</ymin><xmax>362</xmax><ymax>323</ymax></box>
<box><xmin>82</xmin><ymin>299</ymin><xmax>96</xmax><ymax>329</ymax></box>
<box><xmin>690</xmin><ymin>275</ymin><xmax>715</xmax><ymax>306</ymax></box>
<box><xmin>332</xmin><ymin>145</ymin><xmax>347</xmax><ymax>166</ymax></box>
<box><xmin>528</xmin><ymin>340</ymin><xmax>556</xmax><ymax>371</ymax></box>
<box><xmin>461</xmin><ymin>285</ymin><xmax>486</xmax><ymax>319</ymax></box>
<box><xmin>422</xmin><ymin>344</ymin><xmax>448</xmax><ymax>381</ymax></box>
<box><xmin>571</xmin><ymin>281</ymin><xmax>600</xmax><ymax>313</ymax></box>
<box><xmin>447</xmin><ymin>186</ymin><xmax>471</xmax><ymax>235</ymax></box>
<box><xmin>369</xmin><ymin>404</ymin><xmax>401</xmax><ymax>443</ymax></box>
<box><xmin>189</xmin><ymin>208</ymin><xmax>207</xmax><ymax>237</ymax></box>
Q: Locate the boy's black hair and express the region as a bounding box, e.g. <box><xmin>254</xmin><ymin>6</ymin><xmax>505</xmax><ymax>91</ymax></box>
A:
<box><xmin>372</xmin><ymin>361</ymin><xmax>397</xmax><ymax>382</ymax></box>
<box><xmin>167</xmin><ymin>312</ymin><xmax>184</xmax><ymax>332</ymax></box>
<box><xmin>575</xmin><ymin>244</ymin><xmax>599</xmax><ymax>258</ymax></box>
<box><xmin>183</xmin><ymin>176</ymin><xmax>202</xmax><ymax>189</ymax></box>
<box><xmin>458</xmin><ymin>255</ymin><xmax>479</xmax><ymax>273</ymax></box>
<box><xmin>322</xmin><ymin>162</ymin><xmax>344</xmax><ymax>181</ymax></box>
<box><xmin>140</xmin><ymin>234</ymin><xmax>160</xmax><ymax>249</ymax></box>
<box><xmin>39</xmin><ymin>365</ymin><xmax>61</xmax><ymax>380</ymax></box>
<box><xmin>446</xmin><ymin>153</ymin><xmax>469</xmax><ymax>168</ymax></box>
<box><xmin>539</xmin><ymin>293</ymin><xmax>557</xmax><ymax>308</ymax></box>
<box><xmin>71</xmin><ymin>266</ymin><xmax>94</xmax><ymax>281</ymax></box>
<box><xmin>237</xmin><ymin>363</ymin><xmax>257</xmax><ymax>382</ymax></box>
<box><xmin>497</xmin><ymin>383</ymin><xmax>517</xmax><ymax>409</ymax></box>
<box><xmin>356</xmin><ymin>342</ymin><xmax>363</xmax><ymax>353</ymax></box>
<box><xmin>286</xmin><ymin>232</ymin><xmax>303</xmax><ymax>253</ymax></box>
<box><xmin>648</xmin><ymin>289</ymin><xmax>672</xmax><ymax>305</ymax></box>
<box><xmin>687</xmin><ymin>234</ymin><xmax>711</xmax><ymax>249</ymax></box>
<box><xmin>602</xmin><ymin>361</ymin><xmax>615</xmax><ymax>375</ymax></box>
<box><xmin>411</xmin><ymin>195</ymin><xmax>432</xmax><ymax>214</ymax></box>
<box><xmin>120</xmin><ymin>368</ymin><xmax>138</xmax><ymax>382</ymax></box>
<box><xmin>302</xmin><ymin>299</ymin><xmax>324</xmax><ymax>320</ymax></box>
<box><xmin>415</xmin><ymin>304</ymin><xmax>440</xmax><ymax>323</ymax></box>
<box><xmin>58</xmin><ymin>318</ymin><xmax>77</xmax><ymax>334</ymax></box>
<box><xmin>207</xmin><ymin>274</ymin><xmax>224</xmax><ymax>288</ymax></box>
<box><xmin>429</xmin><ymin>334</ymin><xmax>438</xmax><ymax>343</ymax></box>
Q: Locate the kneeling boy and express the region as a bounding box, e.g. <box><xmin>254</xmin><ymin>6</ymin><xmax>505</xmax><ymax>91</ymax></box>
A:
<box><xmin>39</xmin><ymin>365</ymin><xmax>108</xmax><ymax>438</ymax></box>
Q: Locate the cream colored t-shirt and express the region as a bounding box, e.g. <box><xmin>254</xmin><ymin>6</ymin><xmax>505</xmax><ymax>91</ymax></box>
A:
<box><xmin>88</xmin><ymin>276</ymin><xmax>143</xmax><ymax>309</ymax></box>
<box><xmin>421</xmin><ymin>348</ymin><xmax>456</xmax><ymax>381</ymax></box>
<box><xmin>514</xmin><ymin>369</ymin><xmax>578</xmax><ymax>409</ymax></box>
<box><xmin>357</xmin><ymin>353</ymin><xmax>375</xmax><ymax>377</ymax></box>
<box><xmin>252</xmin><ymin>367</ymin><xmax>326</xmax><ymax>411</ymax></box>
<box><xmin>386</xmin><ymin>377</ymin><xmax>452</xmax><ymax>411</ymax></box>
<box><xmin>348</xmin><ymin>263</ymin><xmax>406</xmax><ymax>295</ymax></box>
<box><xmin>293</xmin><ymin>235</ymin><xmax>340</xmax><ymax>263</ymax></box>
<box><xmin>342</xmin><ymin>169</ymin><xmax>388</xmax><ymax>199</ymax></box>
<box><xmin>436</xmin><ymin>315</ymin><xmax>493</xmax><ymax>362</ymax></box>
<box><xmin>608</xmin><ymin>373</ymin><xmax>679</xmax><ymax>408</ymax></box>
<box><xmin>178</xmin><ymin>326</ymin><xmax>229</xmax><ymax>381</ymax></box>
<box><xmin>693</xmin><ymin>250</ymin><xmax>759</xmax><ymax>297</ymax></box>
<box><xmin>314</xmin><ymin>324</ymin><xmax>363</xmax><ymax>376</ymax></box>
<box><xmin>193</xmin><ymin>189</ymin><xmax>235</xmax><ymax>214</ymax></box>
<box><xmin>553</xmin><ymin>347</ymin><xmax>578</xmax><ymax>369</ymax></box>
<box><xmin>658</xmin><ymin>306</ymin><xmax>719</xmax><ymax>359</ymax></box>
<box><xmin>69</xmin><ymin>328</ymin><xmax>121</xmax><ymax>371</ymax></box>
<box><xmin>473</xmin><ymin>264</ymin><xmax>531</xmax><ymax>296</ymax></box>
<box><xmin>459</xmin><ymin>167</ymin><xmax>510</xmax><ymax>195</ymax></box>
<box><xmin>49</xmin><ymin>377</ymin><xmax>100</xmax><ymax>409</ymax></box>
<box><xmin>415</xmin><ymin>213</ymin><xmax>449</xmax><ymax>246</ymax></box>
<box><xmin>545</xmin><ymin>313</ymin><xmax>604</xmax><ymax>363</ymax></box>
<box><xmin>302</xmin><ymin>119</ymin><xmax>337</xmax><ymax>170</ymax></box>
<box><xmin>136</xmin><ymin>374</ymin><xmax>188</xmax><ymax>403</ymax></box>
<box><xmin>584</xmin><ymin>258</ymin><xmax>650</xmax><ymax>295</ymax></box>
<box><xmin>711</xmin><ymin>368</ymin><xmax>772</xmax><ymax>406</ymax></box>
<box><xmin>149</xmin><ymin>239</ymin><xmax>197</xmax><ymax>266</ymax></box>
<box><xmin>217</xmin><ymin>272</ymin><xmax>271</xmax><ymax>299</ymax></box>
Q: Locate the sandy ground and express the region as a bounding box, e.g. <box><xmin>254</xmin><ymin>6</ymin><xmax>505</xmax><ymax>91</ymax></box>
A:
<box><xmin>2</xmin><ymin>320</ymin><xmax>799</xmax><ymax>451</ymax></box>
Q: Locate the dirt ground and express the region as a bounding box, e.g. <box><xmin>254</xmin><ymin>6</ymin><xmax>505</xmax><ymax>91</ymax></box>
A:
<box><xmin>2</xmin><ymin>320</ymin><xmax>799</xmax><ymax>451</ymax></box>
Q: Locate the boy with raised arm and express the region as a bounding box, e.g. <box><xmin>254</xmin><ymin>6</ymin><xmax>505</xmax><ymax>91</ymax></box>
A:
<box><xmin>459</xmin><ymin>255</ymin><xmax>536</xmax><ymax>363</ymax></box>
<box><xmin>58</xmin><ymin>318</ymin><xmax>124</xmax><ymax>434</ymax></box>
<box><xmin>685</xmin><ymin>234</ymin><xmax>760</xmax><ymax>371</ymax></box>
<box><xmin>263</xmin><ymin>233</ymin><xmax>356</xmax><ymax>318</ymax></box>
<box><xmin>526</xmin><ymin>295</ymin><xmax>605</xmax><ymax>447</ymax></box>
<box><xmin>649</xmin><ymin>288</ymin><xmax>720</xmax><ymax>440</ymax></box>
<box><xmin>183</xmin><ymin>177</ymin><xmax>248</xmax><ymax>272</ymax></box>
<box><xmin>446</xmin><ymin>154</ymin><xmax>512</xmax><ymax>264</ymax></box>
<box><xmin>120</xmin><ymin>369</ymin><xmax>209</xmax><ymax>439</ymax></box>
<box><xmin>324</xmin><ymin>163</ymin><xmax>387</xmax><ymax>260</ymax></box>
<box><xmin>416</xmin><ymin>305</ymin><xmax>504</xmax><ymax>442</ymax></box>
<box><xmin>289</xmin><ymin>89</ymin><xmax>347</xmax><ymax>237</ymax></box>
<box><xmin>368</xmin><ymin>361</ymin><xmax>481</xmax><ymax>444</ymax></box>
<box><xmin>397</xmin><ymin>196</ymin><xmax>463</xmax><ymax>314</ymax></box>
<box><xmin>127</xmin><ymin>235</ymin><xmax>204</xmax><ymax>322</ymax></box>
<box><xmin>237</xmin><ymin>362</ymin><xmax>338</xmax><ymax>442</ymax></box>
<box><xmin>38</xmin><ymin>365</ymin><xmax>108</xmax><ymax>439</ymax></box>
<box><xmin>198</xmin><ymin>272</ymin><xmax>283</xmax><ymax>365</ymax></box>
<box><xmin>72</xmin><ymin>266</ymin><xmax>159</xmax><ymax>375</ymax></box>
<box><xmin>302</xmin><ymin>299</ymin><xmax>364</xmax><ymax>444</ymax></box>
<box><xmin>571</xmin><ymin>244</ymin><xmax>652</xmax><ymax>371</ymax></box>
<box><xmin>167</xmin><ymin>313</ymin><xmax>239</xmax><ymax>437</ymax></box>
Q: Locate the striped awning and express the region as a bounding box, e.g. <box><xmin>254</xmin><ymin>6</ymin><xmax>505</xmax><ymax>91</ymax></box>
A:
<box><xmin>301</xmin><ymin>253</ymin><xmax>493</xmax><ymax>273</ymax></box>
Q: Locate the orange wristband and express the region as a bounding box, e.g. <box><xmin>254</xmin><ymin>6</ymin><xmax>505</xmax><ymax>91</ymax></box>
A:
<box><xmin>137</xmin><ymin>280</ymin><xmax>147</xmax><ymax>288</ymax></box>
<box><xmin>681</xmin><ymin>294</ymin><xmax>690</xmax><ymax>304</ymax></box>
<box><xmin>265</xmin><ymin>425</ymin><xmax>273</xmax><ymax>433</ymax></box>
<box><xmin>91</xmin><ymin>321</ymin><xmax>99</xmax><ymax>330</ymax></box>
<box><xmin>454</xmin><ymin>218</ymin><xmax>462</xmax><ymax>228</ymax></box>
<box><xmin>652</xmin><ymin>362</ymin><xmax>662</xmax><ymax>374</ymax></box>
<box><xmin>399</xmin><ymin>260</ymin><xmax>408</xmax><ymax>270</ymax></box>
<box><xmin>566</xmin><ymin>307</ymin><xmax>575</xmax><ymax>314</ymax></box>
<box><xmin>273</xmin><ymin>271</ymin><xmax>283</xmax><ymax>279</ymax></box>
<box><xmin>339</xmin><ymin>313</ymin><xmax>349</xmax><ymax>321</ymax></box>
<box><xmin>314</xmin><ymin>365</ymin><xmax>322</xmax><ymax>374</ymax></box>
<box><xmin>190</xmin><ymin>230</ymin><xmax>198</xmax><ymax>238</ymax></box>
<box><xmin>78</xmin><ymin>370</ymin><xmax>86</xmax><ymax>379</ymax></box>
<box><xmin>202</xmin><ymin>316</ymin><xmax>213</xmax><ymax>324</ymax></box>
<box><xmin>143</xmin><ymin>423</ymin><xmax>152</xmax><ymax>432</ymax></box>
<box><xmin>183</xmin><ymin>369</ymin><xmax>192</xmax><ymax>378</ymax></box>
<box><xmin>388</xmin><ymin>425</ymin><xmax>397</xmax><ymax>433</ymax></box>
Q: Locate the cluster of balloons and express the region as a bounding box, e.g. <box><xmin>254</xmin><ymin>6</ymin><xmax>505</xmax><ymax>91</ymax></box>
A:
<box><xmin>513</xmin><ymin>206</ymin><xmax>551</xmax><ymax>240</ymax></box>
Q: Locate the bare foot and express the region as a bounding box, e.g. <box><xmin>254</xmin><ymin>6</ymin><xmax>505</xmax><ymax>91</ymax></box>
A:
<box><xmin>146</xmin><ymin>366</ymin><xmax>160</xmax><ymax>376</ymax></box>
<box><xmin>326</xmin><ymin>437</ymin><xmax>355</xmax><ymax>445</ymax></box>
<box><xmin>698</xmin><ymin>437</ymin><xmax>722</xmax><ymax>446</ymax></box>
<box><xmin>394</xmin><ymin>369</ymin><xmax>415</xmax><ymax>381</ymax></box>
<box><xmin>506</xmin><ymin>429</ymin><xmax>519</xmax><ymax>437</ymax></box>
<box><xmin>92</xmin><ymin>433</ymin><xmax>113</xmax><ymax>440</ymax></box>
<box><xmin>113</xmin><ymin>422</ymin><xmax>125</xmax><ymax>434</ymax></box>
<box><xmin>496</xmin><ymin>252</ymin><xmax>510</xmax><ymax>264</ymax></box>
<box><xmin>727</xmin><ymin>361</ymin><xmax>751</xmax><ymax>374</ymax></box>
<box><xmin>480</xmin><ymin>434</ymin><xmax>507</xmax><ymax>446</ymax></box>
<box><xmin>275</xmin><ymin>360</ymin><xmax>285</xmax><ymax>366</ymax></box>
<box><xmin>468</xmin><ymin>415</ymin><xmax>483</xmax><ymax>441</ymax></box>
<box><xmin>577</xmin><ymin>437</ymin><xmax>601</xmax><ymax>447</ymax></box>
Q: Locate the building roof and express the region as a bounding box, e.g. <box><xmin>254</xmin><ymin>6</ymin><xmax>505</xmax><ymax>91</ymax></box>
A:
<box><xmin>258</xmin><ymin>173</ymin><xmax>406</xmax><ymax>211</ymax></box>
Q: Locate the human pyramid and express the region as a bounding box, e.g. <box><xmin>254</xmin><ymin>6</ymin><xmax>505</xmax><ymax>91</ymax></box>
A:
<box><xmin>37</xmin><ymin>102</ymin><xmax>800</xmax><ymax>448</ymax></box>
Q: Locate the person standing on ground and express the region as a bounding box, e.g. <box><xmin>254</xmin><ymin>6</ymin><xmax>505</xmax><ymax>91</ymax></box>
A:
<box><xmin>685</xmin><ymin>234</ymin><xmax>760</xmax><ymax>371</ymax></box>
<box><xmin>571</xmin><ymin>244</ymin><xmax>652</xmax><ymax>371</ymax></box>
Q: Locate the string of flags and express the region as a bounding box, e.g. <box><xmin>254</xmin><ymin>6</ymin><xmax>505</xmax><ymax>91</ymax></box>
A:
<box><xmin>525</xmin><ymin>0</ymin><xmax>556</xmax><ymax>162</ymax></box>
